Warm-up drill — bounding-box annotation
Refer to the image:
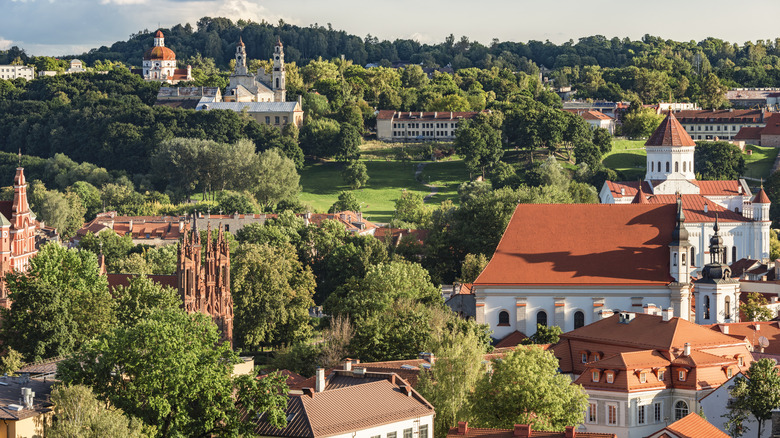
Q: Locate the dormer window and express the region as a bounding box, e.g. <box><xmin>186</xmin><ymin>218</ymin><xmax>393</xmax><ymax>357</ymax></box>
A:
<box><xmin>658</xmin><ymin>370</ymin><xmax>665</xmax><ymax>381</ymax></box>
<box><xmin>582</xmin><ymin>353</ymin><xmax>588</xmax><ymax>363</ymax></box>
<box><xmin>727</xmin><ymin>368</ymin><xmax>733</xmax><ymax>378</ymax></box>
<box><xmin>606</xmin><ymin>371</ymin><xmax>614</xmax><ymax>384</ymax></box>
<box><xmin>592</xmin><ymin>371</ymin><xmax>599</xmax><ymax>382</ymax></box>
<box><xmin>738</xmin><ymin>357</ymin><xmax>744</xmax><ymax>367</ymax></box>
<box><xmin>679</xmin><ymin>370</ymin><xmax>686</xmax><ymax>381</ymax></box>
<box><xmin>594</xmin><ymin>354</ymin><xmax>600</xmax><ymax>362</ymax></box>
<box><xmin>640</xmin><ymin>372</ymin><xmax>647</xmax><ymax>384</ymax></box>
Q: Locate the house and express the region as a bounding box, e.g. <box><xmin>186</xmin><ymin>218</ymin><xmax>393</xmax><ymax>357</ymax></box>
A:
<box><xmin>731</xmin><ymin>113</ymin><xmax>780</xmax><ymax>147</ymax></box>
<box><xmin>224</xmin><ymin>37</ymin><xmax>286</xmax><ymax>103</ymax></box>
<box><xmin>562</xmin><ymin>101</ymin><xmax>629</xmax><ymax>119</ymax></box>
<box><xmin>564</xmin><ymin>110</ymin><xmax>616</xmax><ymax>135</ymax></box>
<box><xmin>0</xmin><ymin>374</ymin><xmax>54</xmax><ymax>438</ymax></box>
<box><xmin>645</xmin><ymin>412</ymin><xmax>729</xmax><ymax>438</ymax></box>
<box><xmin>155</xmin><ymin>86</ymin><xmax>222</xmax><ymax>110</ymax></box>
<box><xmin>65</xmin><ymin>59</ymin><xmax>85</xmax><ymax>74</ymax></box>
<box><xmin>73</xmin><ymin>212</ymin><xmax>187</xmax><ymax>247</ymax></box>
<box><xmin>376</xmin><ymin>111</ymin><xmax>483</xmax><ymax>142</ymax></box>
<box><xmin>0</xmin><ymin>65</ymin><xmax>34</xmax><ymax>80</ymax></box>
<box><xmin>252</xmin><ymin>367</ymin><xmax>435</xmax><ymax>438</ymax></box>
<box><xmin>196</xmin><ymin>100</ymin><xmax>303</xmax><ymax>130</ymax></box>
<box><xmin>600</xmin><ymin>111</ymin><xmax>771</xmax><ymax>269</ymax></box>
<box><xmin>137</xmin><ymin>30</ymin><xmax>192</xmax><ymax>84</ymax></box>
<box><xmin>447</xmin><ymin>421</ymin><xmax>616</xmax><ymax>438</ymax></box>
<box><xmin>726</xmin><ymin>88</ymin><xmax>780</xmax><ymax>108</ymax></box>
<box><xmin>552</xmin><ymin>313</ymin><xmax>752</xmax><ymax>438</ymax></box>
<box><xmin>674</xmin><ymin>109</ymin><xmax>766</xmax><ymax>141</ymax></box>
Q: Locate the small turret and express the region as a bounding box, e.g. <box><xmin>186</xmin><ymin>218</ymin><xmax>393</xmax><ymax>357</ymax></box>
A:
<box><xmin>669</xmin><ymin>196</ymin><xmax>692</xmax><ymax>284</ymax></box>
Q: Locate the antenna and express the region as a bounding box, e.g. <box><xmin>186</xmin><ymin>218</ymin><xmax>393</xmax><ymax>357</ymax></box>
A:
<box><xmin>759</xmin><ymin>336</ymin><xmax>770</xmax><ymax>349</ymax></box>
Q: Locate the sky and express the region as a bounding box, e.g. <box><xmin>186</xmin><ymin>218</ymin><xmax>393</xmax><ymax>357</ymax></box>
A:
<box><xmin>3</xmin><ymin>0</ymin><xmax>780</xmax><ymax>57</ymax></box>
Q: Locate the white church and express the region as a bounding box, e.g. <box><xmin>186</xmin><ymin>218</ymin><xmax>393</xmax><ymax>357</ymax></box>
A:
<box><xmin>224</xmin><ymin>37</ymin><xmax>286</xmax><ymax>103</ymax></box>
<box><xmin>473</xmin><ymin>111</ymin><xmax>771</xmax><ymax>340</ymax></box>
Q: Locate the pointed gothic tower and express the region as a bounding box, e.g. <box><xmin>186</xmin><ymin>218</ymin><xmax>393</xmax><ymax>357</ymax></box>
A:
<box><xmin>11</xmin><ymin>167</ymin><xmax>35</xmax><ymax>272</ymax></box>
<box><xmin>272</xmin><ymin>37</ymin><xmax>286</xmax><ymax>102</ymax></box>
<box><xmin>694</xmin><ymin>216</ymin><xmax>740</xmax><ymax>324</ymax></box>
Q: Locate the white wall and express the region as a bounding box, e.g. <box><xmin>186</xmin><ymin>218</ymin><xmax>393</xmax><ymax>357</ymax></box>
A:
<box><xmin>700</xmin><ymin>374</ymin><xmax>767</xmax><ymax>438</ymax></box>
<box><xmin>326</xmin><ymin>414</ymin><xmax>434</xmax><ymax>438</ymax></box>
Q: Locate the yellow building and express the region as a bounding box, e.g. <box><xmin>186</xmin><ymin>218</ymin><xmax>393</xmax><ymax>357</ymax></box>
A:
<box><xmin>0</xmin><ymin>377</ymin><xmax>53</xmax><ymax>438</ymax></box>
<box><xmin>196</xmin><ymin>100</ymin><xmax>303</xmax><ymax>130</ymax></box>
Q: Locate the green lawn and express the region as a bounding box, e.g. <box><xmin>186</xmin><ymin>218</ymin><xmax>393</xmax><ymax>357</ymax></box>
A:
<box><xmin>602</xmin><ymin>139</ymin><xmax>646</xmax><ymax>180</ymax></box>
<box><xmin>299</xmin><ymin>158</ymin><xmax>470</xmax><ymax>223</ymax></box>
<box><xmin>743</xmin><ymin>145</ymin><xmax>779</xmax><ymax>180</ymax></box>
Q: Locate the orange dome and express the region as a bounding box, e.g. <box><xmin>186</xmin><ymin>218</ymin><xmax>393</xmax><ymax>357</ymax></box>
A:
<box><xmin>155</xmin><ymin>30</ymin><xmax>164</xmax><ymax>38</ymax></box>
<box><xmin>144</xmin><ymin>46</ymin><xmax>176</xmax><ymax>61</ymax></box>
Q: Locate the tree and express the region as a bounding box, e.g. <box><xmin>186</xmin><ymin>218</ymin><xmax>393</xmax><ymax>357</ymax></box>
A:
<box><xmin>392</xmin><ymin>191</ymin><xmax>430</xmax><ymax>228</ymax></box>
<box><xmin>699</xmin><ymin>73</ymin><xmax>726</xmax><ymax>109</ymax></box>
<box><xmin>521</xmin><ymin>324</ymin><xmax>563</xmax><ymax>345</ymax></box>
<box><xmin>622</xmin><ymin>108</ymin><xmax>664</xmax><ymax>138</ymax></box>
<box><xmin>592</xmin><ymin>127</ymin><xmax>612</xmax><ymax>155</ymax></box>
<box><xmin>740</xmin><ymin>292</ymin><xmax>774</xmax><ymax>322</ymax></box>
<box><xmin>58</xmin><ymin>309</ymin><xmax>289</xmax><ymax>437</ymax></box>
<box><xmin>335</xmin><ymin>123</ymin><xmax>363</xmax><ymax>162</ymax></box>
<box><xmin>694</xmin><ymin>141</ymin><xmax>745</xmax><ymax>180</ymax></box>
<box><xmin>342</xmin><ymin>160</ymin><xmax>369</xmax><ymax>189</ymax></box>
<box><xmin>418</xmin><ymin>330</ymin><xmax>486</xmax><ymax>438</ymax></box>
<box><xmin>78</xmin><ymin>230</ymin><xmax>135</xmax><ymax>272</ymax></box>
<box><xmin>114</xmin><ymin>276</ymin><xmax>182</xmax><ymax>327</ymax></box>
<box><xmin>726</xmin><ymin>358</ymin><xmax>780</xmax><ymax>438</ymax></box>
<box><xmin>454</xmin><ymin>112</ymin><xmax>504</xmax><ymax>179</ymax></box>
<box><xmin>771</xmin><ymin>230</ymin><xmax>780</xmax><ymax>261</ymax></box>
<box><xmin>0</xmin><ymin>348</ymin><xmax>23</xmax><ymax>376</ymax></box>
<box><xmin>231</xmin><ymin>243</ymin><xmax>316</xmax><ymax>349</ymax></box>
<box><xmin>0</xmin><ymin>243</ymin><xmax>114</xmax><ymax>362</ymax></box>
<box><xmin>458</xmin><ymin>253</ymin><xmax>489</xmax><ymax>283</ymax></box>
<box><xmin>217</xmin><ymin>190</ymin><xmax>258</xmax><ymax>214</ymax></box>
<box><xmin>470</xmin><ymin>347</ymin><xmax>588</xmax><ymax>431</ymax></box>
<box><xmin>48</xmin><ymin>385</ymin><xmax>148</xmax><ymax>438</ymax></box>
<box><xmin>329</xmin><ymin>191</ymin><xmax>361</xmax><ymax>213</ymax></box>
<box><xmin>255</xmin><ymin>148</ymin><xmax>301</xmax><ymax>210</ymax></box>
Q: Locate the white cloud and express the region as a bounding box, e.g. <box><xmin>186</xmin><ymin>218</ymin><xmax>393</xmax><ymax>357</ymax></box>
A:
<box><xmin>100</xmin><ymin>0</ymin><xmax>148</xmax><ymax>4</ymax></box>
<box><xmin>0</xmin><ymin>37</ymin><xmax>12</xmax><ymax>50</ymax></box>
<box><xmin>407</xmin><ymin>32</ymin><xmax>435</xmax><ymax>45</ymax></box>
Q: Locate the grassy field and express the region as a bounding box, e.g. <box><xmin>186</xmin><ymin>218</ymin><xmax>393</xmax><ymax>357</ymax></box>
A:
<box><xmin>743</xmin><ymin>145</ymin><xmax>779</xmax><ymax>179</ymax></box>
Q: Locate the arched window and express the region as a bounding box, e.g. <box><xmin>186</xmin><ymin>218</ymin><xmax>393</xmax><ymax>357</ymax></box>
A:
<box><xmin>682</xmin><ymin>252</ymin><xmax>687</xmax><ymax>266</ymax></box>
<box><xmin>537</xmin><ymin>311</ymin><xmax>548</xmax><ymax>327</ymax></box>
<box><xmin>724</xmin><ymin>246</ymin><xmax>729</xmax><ymax>263</ymax></box>
<box><xmin>733</xmin><ymin>246</ymin><xmax>737</xmax><ymax>262</ymax></box>
<box><xmin>498</xmin><ymin>311</ymin><xmax>510</xmax><ymax>326</ymax></box>
<box><xmin>666</xmin><ymin>162</ymin><xmax>670</xmax><ymax>172</ymax></box>
<box><xmin>276</xmin><ymin>78</ymin><xmax>280</xmax><ymax>88</ymax></box>
<box><xmin>674</xmin><ymin>401</ymin><xmax>689</xmax><ymax>420</ymax></box>
<box><xmin>683</xmin><ymin>161</ymin><xmax>687</xmax><ymax>172</ymax></box>
<box><xmin>651</xmin><ymin>161</ymin><xmax>654</xmax><ymax>172</ymax></box>
<box><xmin>725</xmin><ymin>296</ymin><xmax>732</xmax><ymax>320</ymax></box>
<box><xmin>673</xmin><ymin>252</ymin><xmax>678</xmax><ymax>266</ymax></box>
<box><xmin>703</xmin><ymin>295</ymin><xmax>711</xmax><ymax>320</ymax></box>
<box><xmin>574</xmin><ymin>311</ymin><xmax>585</xmax><ymax>329</ymax></box>
<box><xmin>675</xmin><ymin>162</ymin><xmax>679</xmax><ymax>172</ymax></box>
<box><xmin>658</xmin><ymin>161</ymin><xmax>661</xmax><ymax>173</ymax></box>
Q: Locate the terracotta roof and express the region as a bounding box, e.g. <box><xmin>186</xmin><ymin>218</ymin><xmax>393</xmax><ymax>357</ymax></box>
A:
<box><xmin>456</xmin><ymin>283</ymin><xmax>473</xmax><ymax>295</ymax></box>
<box><xmin>709</xmin><ymin>321</ymin><xmax>780</xmax><ymax>355</ymax></box>
<box><xmin>671</xmin><ymin>350</ymin><xmax>735</xmax><ymax>367</ymax></box>
<box><xmin>376</xmin><ymin>110</ymin><xmax>483</xmax><ymax>121</ymax></box>
<box><xmin>755</xmin><ymin>188</ymin><xmax>771</xmax><ymax>203</ymax></box>
<box><xmin>646</xmin><ymin>112</ymin><xmax>696</xmax><ymax>147</ymax></box>
<box><xmin>581</xmin><ymin>110</ymin><xmax>613</xmax><ymax>121</ymax></box>
<box><xmin>446</xmin><ymin>424</ymin><xmax>616</xmax><ymax>438</ymax></box>
<box><xmin>729</xmin><ymin>258</ymin><xmax>762</xmax><ymax>277</ymax></box>
<box><xmin>474</xmin><ymin>204</ymin><xmax>677</xmax><ymax>286</ymax></box>
<box><xmin>373</xmin><ymin>228</ymin><xmax>428</xmax><ymax>245</ymax></box>
<box><xmin>605</xmin><ymin>180</ymin><xmax>655</xmax><ymax>200</ymax></box>
<box><xmin>155</xmin><ymin>30</ymin><xmax>164</xmax><ymax>38</ymax></box>
<box><xmin>305</xmin><ymin>211</ymin><xmax>377</xmax><ymax>233</ymax></box>
<box><xmin>734</xmin><ymin>126</ymin><xmax>763</xmax><ymax>140</ymax></box>
<box><xmin>144</xmin><ymin>45</ymin><xmax>176</xmax><ymax>61</ymax></box>
<box><xmin>263</xmin><ymin>370</ymin><xmax>307</xmax><ymax>388</ymax></box>
<box><xmin>760</xmin><ymin>113</ymin><xmax>780</xmax><ymax>136</ymax></box>
<box><xmin>645</xmin><ymin>194</ymin><xmax>749</xmax><ymax>222</ymax></box>
<box><xmin>646</xmin><ymin>412</ymin><xmax>729</xmax><ymax>438</ymax></box>
<box><xmin>675</xmin><ymin>109</ymin><xmax>765</xmax><ymax>123</ymax></box>
<box><xmin>631</xmin><ymin>185</ymin><xmax>649</xmax><ymax>204</ymax></box>
<box><xmin>253</xmin><ymin>372</ymin><xmax>433</xmax><ymax>438</ymax></box>
<box><xmin>592</xmin><ymin>350</ymin><xmax>670</xmax><ymax>369</ymax></box>
<box><xmin>495</xmin><ymin>330</ymin><xmax>528</xmax><ymax>348</ymax></box>
<box><xmin>692</xmin><ymin>180</ymin><xmax>747</xmax><ymax>197</ymax></box>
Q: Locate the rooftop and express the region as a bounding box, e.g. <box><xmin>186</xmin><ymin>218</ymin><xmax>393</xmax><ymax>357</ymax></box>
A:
<box><xmin>645</xmin><ymin>112</ymin><xmax>696</xmax><ymax>147</ymax></box>
<box><xmin>447</xmin><ymin>422</ymin><xmax>615</xmax><ymax>438</ymax></box>
<box><xmin>646</xmin><ymin>412</ymin><xmax>729</xmax><ymax>438</ymax></box>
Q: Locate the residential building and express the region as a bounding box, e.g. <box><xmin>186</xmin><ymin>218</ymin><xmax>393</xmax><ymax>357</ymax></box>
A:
<box><xmin>0</xmin><ymin>65</ymin><xmax>34</xmax><ymax>80</ymax></box>
<box><xmin>600</xmin><ymin>111</ymin><xmax>771</xmax><ymax>269</ymax></box>
<box><xmin>196</xmin><ymin>100</ymin><xmax>303</xmax><ymax>130</ymax></box>
<box><xmin>138</xmin><ymin>30</ymin><xmax>192</xmax><ymax>84</ymax></box>
<box><xmin>224</xmin><ymin>37</ymin><xmax>286</xmax><ymax>103</ymax></box>
<box><xmin>562</xmin><ymin>101</ymin><xmax>629</xmax><ymax>119</ymax></box>
<box><xmin>72</xmin><ymin>212</ymin><xmax>187</xmax><ymax>247</ymax></box>
<box><xmin>155</xmin><ymin>86</ymin><xmax>222</xmax><ymax>110</ymax></box>
<box><xmin>253</xmin><ymin>368</ymin><xmax>435</xmax><ymax>438</ymax></box>
<box><xmin>564</xmin><ymin>109</ymin><xmax>616</xmax><ymax>134</ymax></box>
<box><xmin>0</xmin><ymin>375</ymin><xmax>53</xmax><ymax>438</ymax></box>
<box><xmin>657</xmin><ymin>102</ymin><xmax>699</xmax><ymax>112</ymax></box>
<box><xmin>645</xmin><ymin>412</ymin><xmax>729</xmax><ymax>438</ymax></box>
<box><xmin>447</xmin><ymin>421</ymin><xmax>616</xmax><ymax>438</ymax></box>
<box><xmin>726</xmin><ymin>88</ymin><xmax>780</xmax><ymax>108</ymax></box>
<box><xmin>675</xmin><ymin>109</ymin><xmax>766</xmax><ymax>141</ymax></box>
<box><xmin>552</xmin><ymin>313</ymin><xmax>752</xmax><ymax>438</ymax></box>
<box><xmin>376</xmin><ymin>111</ymin><xmax>482</xmax><ymax>142</ymax></box>
<box><xmin>65</xmin><ymin>59</ymin><xmax>85</xmax><ymax>74</ymax></box>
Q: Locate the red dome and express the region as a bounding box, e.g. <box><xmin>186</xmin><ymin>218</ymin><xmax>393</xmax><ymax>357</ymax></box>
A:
<box><xmin>155</xmin><ymin>30</ymin><xmax>164</xmax><ymax>38</ymax></box>
<box><xmin>144</xmin><ymin>46</ymin><xmax>176</xmax><ymax>61</ymax></box>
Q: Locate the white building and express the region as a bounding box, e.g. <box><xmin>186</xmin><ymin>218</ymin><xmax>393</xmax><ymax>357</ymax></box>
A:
<box><xmin>140</xmin><ymin>30</ymin><xmax>191</xmax><ymax>84</ymax></box>
<box><xmin>253</xmin><ymin>368</ymin><xmax>435</xmax><ymax>438</ymax></box>
<box><xmin>600</xmin><ymin>111</ymin><xmax>771</xmax><ymax>270</ymax></box>
<box><xmin>376</xmin><ymin>110</ymin><xmax>482</xmax><ymax>142</ymax></box>
<box><xmin>565</xmin><ymin>109</ymin><xmax>616</xmax><ymax>135</ymax></box>
<box><xmin>675</xmin><ymin>109</ymin><xmax>766</xmax><ymax>141</ymax></box>
<box><xmin>0</xmin><ymin>65</ymin><xmax>34</xmax><ymax>80</ymax></box>
<box><xmin>224</xmin><ymin>37</ymin><xmax>286</xmax><ymax>103</ymax></box>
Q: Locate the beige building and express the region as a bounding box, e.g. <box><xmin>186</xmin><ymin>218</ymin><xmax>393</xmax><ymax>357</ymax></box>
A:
<box><xmin>0</xmin><ymin>376</ymin><xmax>53</xmax><ymax>438</ymax></box>
<box><xmin>196</xmin><ymin>100</ymin><xmax>303</xmax><ymax>130</ymax></box>
<box><xmin>376</xmin><ymin>110</ymin><xmax>482</xmax><ymax>142</ymax></box>
<box><xmin>224</xmin><ymin>37</ymin><xmax>286</xmax><ymax>103</ymax></box>
<box><xmin>675</xmin><ymin>109</ymin><xmax>767</xmax><ymax>141</ymax></box>
<box><xmin>0</xmin><ymin>65</ymin><xmax>34</xmax><ymax>81</ymax></box>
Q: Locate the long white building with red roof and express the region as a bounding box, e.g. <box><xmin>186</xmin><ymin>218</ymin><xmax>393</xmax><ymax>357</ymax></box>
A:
<box><xmin>600</xmin><ymin>111</ymin><xmax>771</xmax><ymax>268</ymax></box>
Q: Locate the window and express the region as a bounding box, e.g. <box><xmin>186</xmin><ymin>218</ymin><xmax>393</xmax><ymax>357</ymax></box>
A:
<box><xmin>678</xmin><ymin>370</ymin><xmax>686</xmax><ymax>381</ymax></box>
<box><xmin>607</xmin><ymin>404</ymin><xmax>618</xmax><ymax>425</ymax></box>
<box><xmin>691</xmin><ymin>247</ymin><xmax>696</xmax><ymax>266</ymax></box>
<box><xmin>733</xmin><ymin>246</ymin><xmax>737</xmax><ymax>261</ymax></box>
<box><xmin>283</xmin><ymin>116</ymin><xmax>288</xmax><ymax>125</ymax></box>
<box><xmin>498</xmin><ymin>311</ymin><xmax>510</xmax><ymax>326</ymax></box>
<box><xmin>675</xmin><ymin>162</ymin><xmax>679</xmax><ymax>172</ymax></box>
<box><xmin>265</xmin><ymin>116</ymin><xmax>271</xmax><ymax>124</ymax></box>
<box><xmin>404</xmin><ymin>429</ymin><xmax>413</xmax><ymax>438</ymax></box>
<box><xmin>725</xmin><ymin>296</ymin><xmax>731</xmax><ymax>320</ymax></box>
<box><xmin>606</xmin><ymin>372</ymin><xmax>614</xmax><ymax>384</ymax></box>
<box><xmin>594</xmin><ymin>353</ymin><xmax>600</xmax><ymax>361</ymax></box>
<box><xmin>682</xmin><ymin>252</ymin><xmax>686</xmax><ymax>266</ymax></box>
<box><xmin>703</xmin><ymin>295</ymin><xmax>710</xmax><ymax>320</ymax></box>
<box><xmin>640</xmin><ymin>372</ymin><xmax>647</xmax><ymax>383</ymax></box>
<box><xmin>738</xmin><ymin>356</ymin><xmax>744</xmax><ymax>367</ymax></box>
<box><xmin>592</xmin><ymin>371</ymin><xmax>599</xmax><ymax>382</ymax></box>
<box><xmin>371</xmin><ymin>435</ymin><xmax>380</xmax><ymax>438</ymax></box>
<box><xmin>582</xmin><ymin>353</ymin><xmax>588</xmax><ymax>363</ymax></box>
<box><xmin>420</xmin><ymin>426</ymin><xmax>429</xmax><ymax>438</ymax></box>
<box><xmin>224</xmin><ymin>225</ymin><xmax>230</xmax><ymax>232</ymax></box>
<box><xmin>673</xmin><ymin>252</ymin><xmax>677</xmax><ymax>267</ymax></box>
<box><xmin>574</xmin><ymin>311</ymin><xmax>585</xmax><ymax>329</ymax></box>
<box><xmin>728</xmin><ymin>368</ymin><xmax>733</xmax><ymax>378</ymax></box>
<box><xmin>683</xmin><ymin>161</ymin><xmax>687</xmax><ymax>172</ymax></box>
<box><xmin>638</xmin><ymin>405</ymin><xmax>646</xmax><ymax>425</ymax></box>
<box><xmin>588</xmin><ymin>402</ymin><xmax>597</xmax><ymax>423</ymax></box>
<box><xmin>651</xmin><ymin>161</ymin><xmax>654</xmax><ymax>172</ymax></box>
<box><xmin>674</xmin><ymin>401</ymin><xmax>689</xmax><ymax>420</ymax></box>
<box><xmin>275</xmin><ymin>116</ymin><xmax>280</xmax><ymax>125</ymax></box>
<box><xmin>657</xmin><ymin>161</ymin><xmax>661</xmax><ymax>172</ymax></box>
<box><xmin>537</xmin><ymin>311</ymin><xmax>547</xmax><ymax>327</ymax></box>
<box><xmin>666</xmin><ymin>162</ymin><xmax>670</xmax><ymax>172</ymax></box>
<box><xmin>654</xmin><ymin>402</ymin><xmax>662</xmax><ymax>422</ymax></box>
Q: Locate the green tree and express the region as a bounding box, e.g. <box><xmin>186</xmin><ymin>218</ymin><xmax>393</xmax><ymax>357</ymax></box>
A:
<box><xmin>114</xmin><ymin>276</ymin><xmax>182</xmax><ymax>327</ymax></box>
<box><xmin>217</xmin><ymin>190</ymin><xmax>258</xmax><ymax>214</ymax></box>
<box><xmin>392</xmin><ymin>191</ymin><xmax>431</xmax><ymax>228</ymax></box>
<box><xmin>329</xmin><ymin>191</ymin><xmax>361</xmax><ymax>213</ymax></box>
<box><xmin>592</xmin><ymin>127</ymin><xmax>612</xmax><ymax>155</ymax></box>
<box><xmin>255</xmin><ymin>148</ymin><xmax>301</xmax><ymax>210</ymax></box>
<box><xmin>335</xmin><ymin>123</ymin><xmax>363</xmax><ymax>162</ymax></box>
<box><xmin>740</xmin><ymin>292</ymin><xmax>774</xmax><ymax>322</ymax></box>
<box><xmin>770</xmin><ymin>230</ymin><xmax>780</xmax><ymax>261</ymax></box>
<box><xmin>458</xmin><ymin>253</ymin><xmax>489</xmax><ymax>283</ymax></box>
<box><xmin>470</xmin><ymin>347</ymin><xmax>588</xmax><ymax>431</ymax></box>
<box><xmin>342</xmin><ymin>160</ymin><xmax>370</xmax><ymax>189</ymax></box>
<box><xmin>694</xmin><ymin>141</ymin><xmax>746</xmax><ymax>180</ymax></box>
<box><xmin>454</xmin><ymin>112</ymin><xmax>504</xmax><ymax>179</ymax></box>
<box><xmin>58</xmin><ymin>309</ymin><xmax>289</xmax><ymax>437</ymax></box>
<box><xmin>78</xmin><ymin>230</ymin><xmax>135</xmax><ymax>273</ymax></box>
<box><xmin>521</xmin><ymin>324</ymin><xmax>563</xmax><ymax>345</ymax></box>
<box><xmin>699</xmin><ymin>72</ymin><xmax>726</xmax><ymax>109</ymax></box>
<box><xmin>726</xmin><ymin>358</ymin><xmax>780</xmax><ymax>438</ymax></box>
<box><xmin>0</xmin><ymin>348</ymin><xmax>23</xmax><ymax>376</ymax></box>
<box><xmin>48</xmin><ymin>385</ymin><xmax>148</xmax><ymax>438</ymax></box>
<box><xmin>231</xmin><ymin>243</ymin><xmax>316</xmax><ymax>349</ymax></box>
<box><xmin>622</xmin><ymin>108</ymin><xmax>664</xmax><ymax>138</ymax></box>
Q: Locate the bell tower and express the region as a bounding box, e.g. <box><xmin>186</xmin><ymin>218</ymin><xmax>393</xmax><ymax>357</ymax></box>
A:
<box><xmin>234</xmin><ymin>37</ymin><xmax>248</xmax><ymax>76</ymax></box>
<box><xmin>694</xmin><ymin>215</ymin><xmax>740</xmax><ymax>324</ymax></box>
<box><xmin>668</xmin><ymin>196</ymin><xmax>693</xmax><ymax>320</ymax></box>
<box><xmin>272</xmin><ymin>37</ymin><xmax>286</xmax><ymax>102</ymax></box>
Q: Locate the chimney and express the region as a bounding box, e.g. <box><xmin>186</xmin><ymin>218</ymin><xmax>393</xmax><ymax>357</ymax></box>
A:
<box><xmin>178</xmin><ymin>220</ymin><xmax>184</xmax><ymax>232</ymax></box>
<box><xmin>643</xmin><ymin>303</ymin><xmax>657</xmax><ymax>315</ymax></box>
<box><xmin>565</xmin><ymin>426</ymin><xmax>576</xmax><ymax>438</ymax></box>
<box><xmin>600</xmin><ymin>309</ymin><xmax>614</xmax><ymax>319</ymax></box>
<box><xmin>756</xmin><ymin>323</ymin><xmax>762</xmax><ymax>331</ymax></box>
<box><xmin>457</xmin><ymin>421</ymin><xmax>469</xmax><ymax>435</ymax></box>
<box><xmin>302</xmin><ymin>387</ymin><xmax>314</xmax><ymax>398</ymax></box>
<box><xmin>344</xmin><ymin>359</ymin><xmax>352</xmax><ymax>371</ymax></box>
<box><xmin>128</xmin><ymin>219</ymin><xmax>133</xmax><ymax>232</ymax></box>
<box><xmin>401</xmin><ymin>385</ymin><xmax>413</xmax><ymax>396</ymax></box>
<box><xmin>513</xmin><ymin>425</ymin><xmax>531</xmax><ymax>438</ymax></box>
<box><xmin>704</xmin><ymin>203</ymin><xmax>708</xmax><ymax>213</ymax></box>
<box><xmin>683</xmin><ymin>342</ymin><xmax>691</xmax><ymax>357</ymax></box>
<box><xmin>723</xmin><ymin>325</ymin><xmax>730</xmax><ymax>334</ymax></box>
<box><xmin>621</xmin><ymin>188</ymin><xmax>625</xmax><ymax>196</ymax></box>
<box><xmin>663</xmin><ymin>307</ymin><xmax>673</xmax><ymax>321</ymax></box>
<box><xmin>315</xmin><ymin>367</ymin><xmax>325</xmax><ymax>393</ymax></box>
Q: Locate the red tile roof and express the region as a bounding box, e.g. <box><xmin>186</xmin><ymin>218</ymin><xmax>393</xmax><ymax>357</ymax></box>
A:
<box><xmin>646</xmin><ymin>112</ymin><xmax>696</xmax><ymax>147</ymax></box>
<box><xmin>377</xmin><ymin>110</ymin><xmax>482</xmax><ymax>121</ymax></box>
<box><xmin>734</xmin><ymin>126</ymin><xmax>763</xmax><ymax>140</ymax></box>
<box><xmin>155</xmin><ymin>30</ymin><xmax>164</xmax><ymax>38</ymax></box>
<box><xmin>447</xmin><ymin>424</ymin><xmax>615</xmax><ymax>438</ymax></box>
<box><xmin>645</xmin><ymin>194</ymin><xmax>749</xmax><ymax>222</ymax></box>
<box><xmin>755</xmin><ymin>188</ymin><xmax>771</xmax><ymax>203</ymax></box>
<box><xmin>495</xmin><ymin>330</ymin><xmax>528</xmax><ymax>348</ymax></box>
<box><xmin>709</xmin><ymin>322</ymin><xmax>780</xmax><ymax>355</ymax></box>
<box><xmin>474</xmin><ymin>204</ymin><xmax>677</xmax><ymax>286</ymax></box>
<box><xmin>675</xmin><ymin>109</ymin><xmax>765</xmax><ymax>123</ymax></box>
<box><xmin>759</xmin><ymin>113</ymin><xmax>780</xmax><ymax>136</ymax></box>
<box><xmin>646</xmin><ymin>412</ymin><xmax>729</xmax><ymax>438</ymax></box>
<box><xmin>605</xmin><ymin>180</ymin><xmax>654</xmax><ymax>200</ymax></box>
<box><xmin>692</xmin><ymin>180</ymin><xmax>745</xmax><ymax>197</ymax></box>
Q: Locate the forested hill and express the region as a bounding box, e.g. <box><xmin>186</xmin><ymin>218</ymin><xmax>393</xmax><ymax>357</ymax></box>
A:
<box><xmin>4</xmin><ymin>17</ymin><xmax>780</xmax><ymax>89</ymax></box>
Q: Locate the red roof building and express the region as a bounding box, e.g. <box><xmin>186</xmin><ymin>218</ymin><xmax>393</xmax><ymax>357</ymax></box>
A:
<box><xmin>447</xmin><ymin>421</ymin><xmax>616</xmax><ymax>438</ymax></box>
<box><xmin>140</xmin><ymin>30</ymin><xmax>191</xmax><ymax>84</ymax></box>
<box><xmin>645</xmin><ymin>412</ymin><xmax>729</xmax><ymax>438</ymax></box>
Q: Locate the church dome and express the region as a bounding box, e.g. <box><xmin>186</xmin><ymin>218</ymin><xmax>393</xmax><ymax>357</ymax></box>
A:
<box><xmin>155</xmin><ymin>30</ymin><xmax>164</xmax><ymax>38</ymax></box>
<box><xmin>144</xmin><ymin>46</ymin><xmax>176</xmax><ymax>61</ymax></box>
